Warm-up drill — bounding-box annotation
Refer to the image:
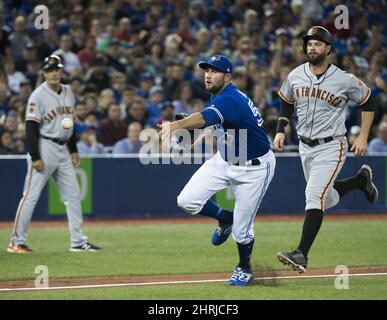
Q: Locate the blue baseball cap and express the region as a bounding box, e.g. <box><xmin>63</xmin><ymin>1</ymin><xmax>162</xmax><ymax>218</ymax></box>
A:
<box><xmin>198</xmin><ymin>55</ymin><xmax>233</xmax><ymax>74</ymax></box>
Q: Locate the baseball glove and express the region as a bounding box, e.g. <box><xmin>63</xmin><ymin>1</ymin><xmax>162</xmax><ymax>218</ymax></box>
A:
<box><xmin>173</xmin><ymin>113</ymin><xmax>194</xmax><ymax>146</ymax></box>
<box><xmin>174</xmin><ymin>113</ymin><xmax>189</xmax><ymax>121</ymax></box>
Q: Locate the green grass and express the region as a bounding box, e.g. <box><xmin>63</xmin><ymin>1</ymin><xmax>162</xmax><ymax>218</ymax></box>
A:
<box><xmin>0</xmin><ymin>220</ymin><xmax>386</xmax><ymax>299</ymax></box>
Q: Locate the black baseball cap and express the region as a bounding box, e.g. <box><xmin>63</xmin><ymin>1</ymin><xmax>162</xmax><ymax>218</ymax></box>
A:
<box><xmin>198</xmin><ymin>55</ymin><xmax>233</xmax><ymax>74</ymax></box>
<box><xmin>43</xmin><ymin>55</ymin><xmax>64</xmax><ymax>71</ymax></box>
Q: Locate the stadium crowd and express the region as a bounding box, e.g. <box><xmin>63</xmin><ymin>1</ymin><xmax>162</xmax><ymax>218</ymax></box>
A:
<box><xmin>0</xmin><ymin>0</ymin><xmax>386</xmax><ymax>155</ymax></box>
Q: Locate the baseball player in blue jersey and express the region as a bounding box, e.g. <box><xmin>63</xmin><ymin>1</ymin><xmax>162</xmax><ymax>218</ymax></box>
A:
<box><xmin>160</xmin><ymin>55</ymin><xmax>276</xmax><ymax>286</ymax></box>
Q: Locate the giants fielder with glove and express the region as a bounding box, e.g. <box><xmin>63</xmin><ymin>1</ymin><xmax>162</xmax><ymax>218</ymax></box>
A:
<box><xmin>8</xmin><ymin>55</ymin><xmax>101</xmax><ymax>253</ymax></box>
<box><xmin>274</xmin><ymin>26</ymin><xmax>378</xmax><ymax>273</ymax></box>
<box><xmin>160</xmin><ymin>55</ymin><xmax>275</xmax><ymax>286</ymax></box>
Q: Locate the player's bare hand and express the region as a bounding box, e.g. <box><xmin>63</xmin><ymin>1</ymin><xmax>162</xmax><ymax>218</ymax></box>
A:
<box><xmin>71</xmin><ymin>153</ymin><xmax>81</xmax><ymax>167</ymax></box>
<box><xmin>158</xmin><ymin>121</ymin><xmax>177</xmax><ymax>146</ymax></box>
<box><xmin>32</xmin><ymin>160</ymin><xmax>45</xmax><ymax>172</ymax></box>
<box><xmin>350</xmin><ymin>135</ymin><xmax>368</xmax><ymax>156</ymax></box>
<box><xmin>273</xmin><ymin>133</ymin><xmax>285</xmax><ymax>152</ymax></box>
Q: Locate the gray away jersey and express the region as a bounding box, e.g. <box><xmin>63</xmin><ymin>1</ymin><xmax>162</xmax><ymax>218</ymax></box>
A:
<box><xmin>278</xmin><ymin>62</ymin><xmax>371</xmax><ymax>140</ymax></box>
<box><xmin>26</xmin><ymin>82</ymin><xmax>76</xmax><ymax>140</ymax></box>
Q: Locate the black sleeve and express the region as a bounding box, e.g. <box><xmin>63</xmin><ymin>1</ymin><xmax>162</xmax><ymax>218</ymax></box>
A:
<box><xmin>279</xmin><ymin>100</ymin><xmax>294</xmax><ymax>118</ymax></box>
<box><xmin>67</xmin><ymin>130</ymin><xmax>78</xmax><ymax>154</ymax></box>
<box><xmin>26</xmin><ymin>121</ymin><xmax>41</xmax><ymax>161</ymax></box>
<box><xmin>360</xmin><ymin>94</ymin><xmax>377</xmax><ymax>112</ymax></box>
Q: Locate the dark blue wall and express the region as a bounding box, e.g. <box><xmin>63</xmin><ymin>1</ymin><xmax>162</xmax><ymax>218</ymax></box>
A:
<box><xmin>0</xmin><ymin>156</ymin><xmax>385</xmax><ymax>221</ymax></box>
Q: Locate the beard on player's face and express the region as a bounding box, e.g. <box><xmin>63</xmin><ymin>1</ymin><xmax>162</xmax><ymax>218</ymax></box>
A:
<box><xmin>205</xmin><ymin>73</ymin><xmax>226</xmax><ymax>93</ymax></box>
<box><xmin>206</xmin><ymin>78</ymin><xmax>225</xmax><ymax>93</ymax></box>
<box><xmin>307</xmin><ymin>50</ymin><xmax>327</xmax><ymax>65</ymax></box>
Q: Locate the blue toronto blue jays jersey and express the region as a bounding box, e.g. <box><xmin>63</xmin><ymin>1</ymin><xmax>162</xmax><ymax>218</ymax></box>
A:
<box><xmin>201</xmin><ymin>83</ymin><xmax>270</xmax><ymax>162</ymax></box>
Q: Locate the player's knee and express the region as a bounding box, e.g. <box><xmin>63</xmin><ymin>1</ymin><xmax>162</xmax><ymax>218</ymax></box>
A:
<box><xmin>305</xmin><ymin>192</ymin><xmax>322</xmax><ymax>211</ymax></box>
<box><xmin>177</xmin><ymin>193</ymin><xmax>198</xmax><ymax>215</ymax></box>
<box><xmin>231</xmin><ymin>229</ymin><xmax>253</xmax><ymax>244</ymax></box>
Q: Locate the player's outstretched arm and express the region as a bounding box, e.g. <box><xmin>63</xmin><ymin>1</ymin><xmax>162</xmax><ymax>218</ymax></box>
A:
<box><xmin>159</xmin><ymin>112</ymin><xmax>206</xmax><ymax>143</ymax></box>
<box><xmin>351</xmin><ymin>111</ymin><xmax>374</xmax><ymax>156</ymax></box>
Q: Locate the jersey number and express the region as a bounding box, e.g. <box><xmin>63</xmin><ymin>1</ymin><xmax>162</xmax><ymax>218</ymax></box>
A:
<box><xmin>238</xmin><ymin>89</ymin><xmax>263</xmax><ymax>127</ymax></box>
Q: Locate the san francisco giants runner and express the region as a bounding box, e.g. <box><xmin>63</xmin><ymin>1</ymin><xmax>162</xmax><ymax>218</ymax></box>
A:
<box><xmin>8</xmin><ymin>55</ymin><xmax>101</xmax><ymax>253</ymax></box>
<box><xmin>273</xmin><ymin>26</ymin><xmax>378</xmax><ymax>273</ymax></box>
<box><xmin>160</xmin><ymin>55</ymin><xmax>276</xmax><ymax>286</ymax></box>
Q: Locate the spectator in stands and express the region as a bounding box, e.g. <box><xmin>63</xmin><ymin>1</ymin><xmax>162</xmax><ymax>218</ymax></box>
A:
<box><xmin>14</xmin><ymin>122</ymin><xmax>25</xmax><ymax>154</ymax></box>
<box><xmin>98</xmin><ymin>88</ymin><xmax>116</xmax><ymax>117</ymax></box>
<box><xmin>75</xmin><ymin>101</ymin><xmax>88</xmax><ymax>125</ymax></box>
<box><xmin>77</xmin><ymin>35</ymin><xmax>96</xmax><ymax>70</ymax></box>
<box><xmin>232</xmin><ymin>67</ymin><xmax>249</xmax><ymax>92</ymax></box>
<box><xmin>0</xmin><ymin>13</ymin><xmax>11</xmax><ymax>58</ymax></box>
<box><xmin>137</xmin><ymin>72</ymin><xmax>154</xmax><ymax>99</ymax></box>
<box><xmin>146</xmin><ymin>42</ymin><xmax>165</xmax><ymax>75</ymax></box>
<box><xmin>368</xmin><ymin>121</ymin><xmax>387</xmax><ymax>154</ymax></box>
<box><xmin>9</xmin><ymin>96</ymin><xmax>25</xmax><ymax>122</ymax></box>
<box><xmin>228</xmin><ymin>0</ymin><xmax>248</xmax><ymax>23</ymax></box>
<box><xmin>115</xmin><ymin>17</ymin><xmax>132</xmax><ymax>43</ymax></box>
<box><xmin>207</xmin><ymin>0</ymin><xmax>232</xmax><ymax>26</ymax></box>
<box><xmin>196</xmin><ymin>28</ymin><xmax>211</xmax><ymax>57</ymax></box>
<box><xmin>125</xmin><ymin>97</ymin><xmax>148</xmax><ymax>128</ymax></box>
<box><xmin>0</xmin><ymin>130</ymin><xmax>17</xmax><ymax>154</ymax></box>
<box><xmin>127</xmin><ymin>50</ymin><xmax>152</xmax><ymax>86</ymax></box>
<box><xmin>157</xmin><ymin>101</ymin><xmax>175</xmax><ymax>124</ymax></box>
<box><xmin>53</xmin><ymin>34</ymin><xmax>82</xmax><ymax>75</ymax></box>
<box><xmin>70</xmin><ymin>77</ymin><xmax>83</xmax><ymax>103</ymax></box>
<box><xmin>15</xmin><ymin>42</ymin><xmax>39</xmax><ymax>73</ymax></box>
<box><xmin>76</xmin><ymin>125</ymin><xmax>105</xmax><ymax>155</ymax></box>
<box><xmin>84</xmin><ymin>113</ymin><xmax>100</xmax><ymax>130</ymax></box>
<box><xmin>120</xmin><ymin>86</ymin><xmax>137</xmax><ymax>119</ymax></box>
<box><xmin>99</xmin><ymin>102</ymin><xmax>127</xmax><ymax>145</ymax></box>
<box><xmin>188</xmin><ymin>1</ymin><xmax>208</xmax><ymax>31</ymax></box>
<box><xmin>4</xmin><ymin>58</ymin><xmax>26</xmax><ymax>94</ymax></box>
<box><xmin>18</xmin><ymin>79</ymin><xmax>32</xmax><ymax>105</ymax></box>
<box><xmin>85</xmin><ymin>56</ymin><xmax>111</xmax><ymax>92</ymax></box>
<box><xmin>111</xmin><ymin>72</ymin><xmax>127</xmax><ymax>103</ymax></box>
<box><xmin>146</xmin><ymin>86</ymin><xmax>165</xmax><ymax>127</ymax></box>
<box><xmin>163</xmin><ymin>62</ymin><xmax>184</xmax><ymax>100</ymax></box>
<box><xmin>3</xmin><ymin>110</ymin><xmax>18</xmax><ymax>135</ymax></box>
<box><xmin>0</xmin><ymin>82</ymin><xmax>9</xmax><ymax>117</ymax></box>
<box><xmin>24</xmin><ymin>60</ymin><xmax>40</xmax><ymax>88</ymax></box>
<box><xmin>113</xmin><ymin>121</ymin><xmax>143</xmax><ymax>154</ymax></box>
<box><xmin>8</xmin><ymin>15</ymin><xmax>32</xmax><ymax>61</ymax></box>
<box><xmin>173</xmin><ymin>82</ymin><xmax>193</xmax><ymax>115</ymax></box>
<box><xmin>106</xmin><ymin>39</ymin><xmax>126</xmax><ymax>73</ymax></box>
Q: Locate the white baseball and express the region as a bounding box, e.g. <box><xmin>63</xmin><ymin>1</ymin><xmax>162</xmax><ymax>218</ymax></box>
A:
<box><xmin>61</xmin><ymin>118</ymin><xmax>73</xmax><ymax>129</ymax></box>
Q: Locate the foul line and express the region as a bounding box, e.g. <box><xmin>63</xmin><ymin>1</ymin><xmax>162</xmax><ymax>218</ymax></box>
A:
<box><xmin>1</xmin><ymin>272</ymin><xmax>387</xmax><ymax>292</ymax></box>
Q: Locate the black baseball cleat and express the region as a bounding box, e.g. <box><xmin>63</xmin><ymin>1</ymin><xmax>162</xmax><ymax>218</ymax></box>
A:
<box><xmin>70</xmin><ymin>242</ymin><xmax>102</xmax><ymax>252</ymax></box>
<box><xmin>357</xmin><ymin>165</ymin><xmax>378</xmax><ymax>203</ymax></box>
<box><xmin>277</xmin><ymin>249</ymin><xmax>308</xmax><ymax>273</ymax></box>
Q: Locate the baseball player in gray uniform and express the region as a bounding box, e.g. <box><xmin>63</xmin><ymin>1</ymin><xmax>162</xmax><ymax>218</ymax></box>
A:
<box><xmin>273</xmin><ymin>26</ymin><xmax>378</xmax><ymax>273</ymax></box>
<box><xmin>7</xmin><ymin>55</ymin><xmax>101</xmax><ymax>253</ymax></box>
